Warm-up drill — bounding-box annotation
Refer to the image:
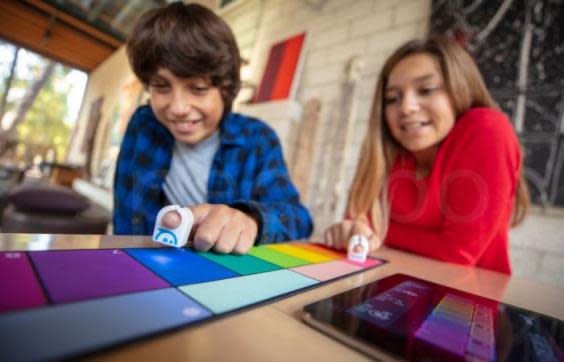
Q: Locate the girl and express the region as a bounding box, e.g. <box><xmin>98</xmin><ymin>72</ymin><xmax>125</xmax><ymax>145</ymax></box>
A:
<box><xmin>323</xmin><ymin>35</ymin><xmax>529</xmax><ymax>274</ymax></box>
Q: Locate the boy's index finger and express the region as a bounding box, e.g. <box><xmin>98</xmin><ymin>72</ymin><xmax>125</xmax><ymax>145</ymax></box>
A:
<box><xmin>161</xmin><ymin>211</ymin><xmax>181</xmax><ymax>229</ymax></box>
<box><xmin>188</xmin><ymin>204</ymin><xmax>213</xmax><ymax>224</ymax></box>
<box><xmin>186</xmin><ymin>204</ymin><xmax>213</xmax><ymax>243</ymax></box>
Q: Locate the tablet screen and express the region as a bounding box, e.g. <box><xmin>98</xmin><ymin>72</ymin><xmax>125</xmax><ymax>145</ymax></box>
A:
<box><xmin>302</xmin><ymin>274</ymin><xmax>564</xmax><ymax>361</ymax></box>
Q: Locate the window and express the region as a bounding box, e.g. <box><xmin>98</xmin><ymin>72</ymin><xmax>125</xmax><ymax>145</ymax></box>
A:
<box><xmin>0</xmin><ymin>40</ymin><xmax>87</xmax><ymax>167</ymax></box>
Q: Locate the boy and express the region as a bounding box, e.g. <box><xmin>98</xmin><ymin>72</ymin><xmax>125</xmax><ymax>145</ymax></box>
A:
<box><xmin>113</xmin><ymin>2</ymin><xmax>313</xmax><ymax>254</ymax></box>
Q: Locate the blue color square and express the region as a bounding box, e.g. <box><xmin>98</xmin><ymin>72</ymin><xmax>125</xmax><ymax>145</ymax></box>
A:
<box><xmin>125</xmin><ymin>248</ymin><xmax>239</xmax><ymax>286</ymax></box>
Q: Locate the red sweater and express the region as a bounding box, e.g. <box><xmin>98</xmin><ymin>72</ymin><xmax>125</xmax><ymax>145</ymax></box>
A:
<box><xmin>382</xmin><ymin>108</ymin><xmax>521</xmax><ymax>274</ymax></box>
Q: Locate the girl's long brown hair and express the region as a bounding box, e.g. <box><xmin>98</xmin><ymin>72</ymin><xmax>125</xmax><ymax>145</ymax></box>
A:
<box><xmin>346</xmin><ymin>35</ymin><xmax>529</xmax><ymax>236</ymax></box>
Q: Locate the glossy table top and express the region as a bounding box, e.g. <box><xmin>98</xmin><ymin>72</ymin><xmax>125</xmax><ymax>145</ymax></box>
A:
<box><xmin>2</xmin><ymin>233</ymin><xmax>562</xmax><ymax>361</ymax></box>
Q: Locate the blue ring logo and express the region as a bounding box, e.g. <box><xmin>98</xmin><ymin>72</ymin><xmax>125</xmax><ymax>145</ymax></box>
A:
<box><xmin>154</xmin><ymin>228</ymin><xmax>178</xmax><ymax>246</ymax></box>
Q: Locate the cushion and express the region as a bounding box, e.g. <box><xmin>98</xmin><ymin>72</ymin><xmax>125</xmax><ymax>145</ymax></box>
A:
<box><xmin>7</xmin><ymin>183</ymin><xmax>90</xmax><ymax>214</ymax></box>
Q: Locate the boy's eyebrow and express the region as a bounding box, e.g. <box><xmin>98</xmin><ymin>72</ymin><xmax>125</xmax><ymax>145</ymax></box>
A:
<box><xmin>385</xmin><ymin>73</ymin><xmax>436</xmax><ymax>91</ymax></box>
<box><xmin>148</xmin><ymin>74</ymin><xmax>165</xmax><ymax>82</ymax></box>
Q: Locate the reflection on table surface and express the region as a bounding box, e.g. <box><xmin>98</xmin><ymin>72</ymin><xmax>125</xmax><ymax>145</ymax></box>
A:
<box><xmin>0</xmin><ymin>233</ymin><xmax>156</xmax><ymax>251</ymax></box>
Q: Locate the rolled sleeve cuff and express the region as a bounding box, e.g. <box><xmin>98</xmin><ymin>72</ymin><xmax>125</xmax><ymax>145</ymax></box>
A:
<box><xmin>229</xmin><ymin>200</ymin><xmax>280</xmax><ymax>245</ymax></box>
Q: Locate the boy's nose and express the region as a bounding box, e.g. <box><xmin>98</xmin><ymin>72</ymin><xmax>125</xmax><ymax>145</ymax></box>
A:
<box><xmin>169</xmin><ymin>91</ymin><xmax>193</xmax><ymax>117</ymax></box>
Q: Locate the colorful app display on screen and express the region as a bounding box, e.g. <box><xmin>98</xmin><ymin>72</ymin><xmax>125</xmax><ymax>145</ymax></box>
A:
<box><xmin>304</xmin><ymin>274</ymin><xmax>564</xmax><ymax>362</ymax></box>
<box><xmin>0</xmin><ymin>244</ymin><xmax>385</xmax><ymax>361</ymax></box>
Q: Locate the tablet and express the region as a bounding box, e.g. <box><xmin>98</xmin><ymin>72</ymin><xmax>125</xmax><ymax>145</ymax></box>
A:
<box><xmin>302</xmin><ymin>274</ymin><xmax>564</xmax><ymax>361</ymax></box>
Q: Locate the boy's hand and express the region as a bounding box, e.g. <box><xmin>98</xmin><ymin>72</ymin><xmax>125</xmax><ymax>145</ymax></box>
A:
<box><xmin>322</xmin><ymin>220</ymin><xmax>382</xmax><ymax>252</ymax></box>
<box><xmin>162</xmin><ymin>204</ymin><xmax>258</xmax><ymax>254</ymax></box>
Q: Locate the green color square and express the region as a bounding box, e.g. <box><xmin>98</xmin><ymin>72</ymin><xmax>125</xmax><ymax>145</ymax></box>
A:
<box><xmin>248</xmin><ymin>246</ymin><xmax>310</xmax><ymax>268</ymax></box>
<box><xmin>199</xmin><ymin>252</ymin><xmax>280</xmax><ymax>275</ymax></box>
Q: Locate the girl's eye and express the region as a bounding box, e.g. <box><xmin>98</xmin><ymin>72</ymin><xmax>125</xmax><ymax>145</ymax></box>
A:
<box><xmin>384</xmin><ymin>95</ymin><xmax>399</xmax><ymax>105</ymax></box>
<box><xmin>420</xmin><ymin>85</ymin><xmax>441</xmax><ymax>95</ymax></box>
<box><xmin>420</xmin><ymin>88</ymin><xmax>435</xmax><ymax>95</ymax></box>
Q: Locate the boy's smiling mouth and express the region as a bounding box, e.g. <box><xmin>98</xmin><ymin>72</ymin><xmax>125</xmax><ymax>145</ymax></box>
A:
<box><xmin>171</xmin><ymin>119</ymin><xmax>202</xmax><ymax>133</ymax></box>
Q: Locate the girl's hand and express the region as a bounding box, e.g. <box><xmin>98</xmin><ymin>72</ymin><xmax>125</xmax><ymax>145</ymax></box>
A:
<box><xmin>322</xmin><ymin>219</ymin><xmax>382</xmax><ymax>252</ymax></box>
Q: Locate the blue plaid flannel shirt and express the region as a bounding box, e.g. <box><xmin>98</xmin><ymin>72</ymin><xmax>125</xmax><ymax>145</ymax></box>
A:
<box><xmin>113</xmin><ymin>105</ymin><xmax>313</xmax><ymax>244</ymax></box>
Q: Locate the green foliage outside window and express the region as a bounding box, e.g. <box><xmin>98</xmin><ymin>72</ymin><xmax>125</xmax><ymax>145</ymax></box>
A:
<box><xmin>0</xmin><ymin>40</ymin><xmax>86</xmax><ymax>165</ymax></box>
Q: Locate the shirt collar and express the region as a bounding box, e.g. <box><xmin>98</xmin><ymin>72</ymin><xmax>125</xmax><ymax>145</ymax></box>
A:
<box><xmin>220</xmin><ymin>112</ymin><xmax>247</xmax><ymax>146</ymax></box>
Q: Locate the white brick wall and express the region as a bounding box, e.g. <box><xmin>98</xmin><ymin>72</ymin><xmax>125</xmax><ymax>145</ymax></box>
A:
<box><xmin>303</xmin><ymin>63</ymin><xmax>343</xmax><ymax>87</ymax></box>
<box><xmin>394</xmin><ymin>0</ymin><xmax>432</xmax><ymax>25</ymax></box>
<box><xmin>326</xmin><ymin>38</ymin><xmax>369</xmax><ymax>64</ymax></box>
<box><xmin>221</xmin><ymin>0</ymin><xmax>262</xmax><ymax>60</ymax></box>
<box><xmin>367</xmin><ymin>26</ymin><xmax>422</xmax><ymax>53</ymax></box>
<box><xmin>309</xmin><ymin>26</ymin><xmax>348</xmax><ymax>50</ymax></box>
<box><xmin>350</xmin><ymin>10</ymin><xmax>394</xmax><ymax>37</ymax></box>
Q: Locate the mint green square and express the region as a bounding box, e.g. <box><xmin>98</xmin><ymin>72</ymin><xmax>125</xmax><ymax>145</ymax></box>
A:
<box><xmin>247</xmin><ymin>246</ymin><xmax>310</xmax><ymax>268</ymax></box>
<box><xmin>199</xmin><ymin>252</ymin><xmax>280</xmax><ymax>275</ymax></box>
<box><xmin>179</xmin><ymin>270</ymin><xmax>318</xmax><ymax>314</ymax></box>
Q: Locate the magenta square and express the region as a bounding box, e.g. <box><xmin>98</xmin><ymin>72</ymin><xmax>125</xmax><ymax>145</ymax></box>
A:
<box><xmin>30</xmin><ymin>249</ymin><xmax>169</xmax><ymax>304</ymax></box>
<box><xmin>343</xmin><ymin>257</ymin><xmax>384</xmax><ymax>268</ymax></box>
<box><xmin>0</xmin><ymin>252</ymin><xmax>47</xmax><ymax>313</ymax></box>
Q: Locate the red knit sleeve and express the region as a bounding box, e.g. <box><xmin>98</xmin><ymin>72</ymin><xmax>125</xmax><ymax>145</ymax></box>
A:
<box><xmin>385</xmin><ymin>108</ymin><xmax>521</xmax><ymax>266</ymax></box>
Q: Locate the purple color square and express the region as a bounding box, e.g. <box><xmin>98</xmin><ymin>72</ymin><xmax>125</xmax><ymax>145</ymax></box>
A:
<box><xmin>430</xmin><ymin>312</ymin><xmax>472</xmax><ymax>332</ymax></box>
<box><xmin>29</xmin><ymin>249</ymin><xmax>169</xmax><ymax>304</ymax></box>
<box><xmin>422</xmin><ymin>319</ymin><xmax>468</xmax><ymax>337</ymax></box>
<box><xmin>470</xmin><ymin>323</ymin><xmax>494</xmax><ymax>345</ymax></box>
<box><xmin>466</xmin><ymin>336</ymin><xmax>496</xmax><ymax>360</ymax></box>
<box><xmin>416</xmin><ymin>326</ymin><xmax>468</xmax><ymax>357</ymax></box>
<box><xmin>0</xmin><ymin>252</ymin><xmax>47</xmax><ymax>312</ymax></box>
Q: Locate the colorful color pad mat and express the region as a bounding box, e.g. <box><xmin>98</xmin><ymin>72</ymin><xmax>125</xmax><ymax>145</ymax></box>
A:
<box><xmin>0</xmin><ymin>243</ymin><xmax>385</xmax><ymax>361</ymax></box>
